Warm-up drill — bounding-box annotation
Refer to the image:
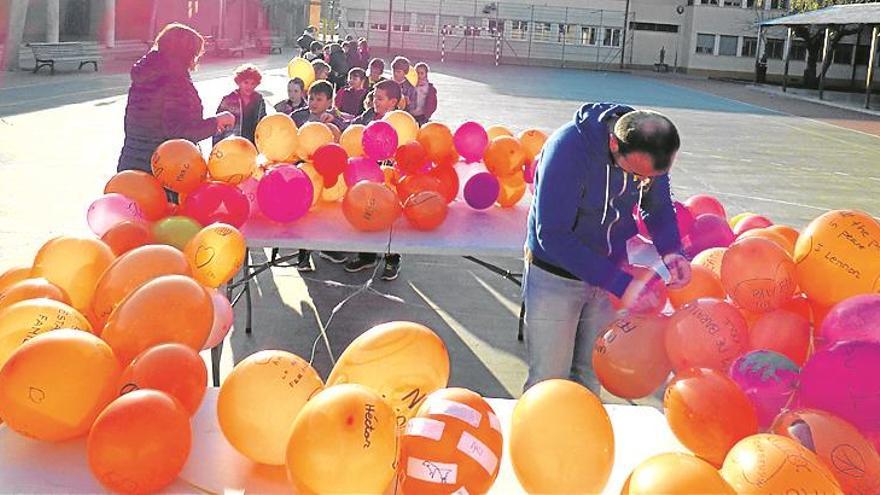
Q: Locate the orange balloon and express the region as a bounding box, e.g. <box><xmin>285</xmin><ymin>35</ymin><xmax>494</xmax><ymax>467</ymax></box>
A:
<box><xmin>286</xmin><ymin>384</ymin><xmax>397</xmax><ymax>494</ymax></box>
<box><xmin>320</xmin><ymin>172</ymin><xmax>348</xmax><ymax>202</ymax></box>
<box><xmin>497</xmin><ymin>177</ymin><xmax>527</xmax><ymax>208</ymax></box>
<box><xmin>593</xmin><ymin>314</ymin><xmax>672</xmax><ymax>399</ymax></box>
<box><xmin>297</xmin><ymin>122</ymin><xmax>335</xmax><ymax>160</ymax></box>
<box><xmin>428</xmin><ymin>164</ymin><xmax>460</xmax><ymax>204</ymax></box>
<box><xmin>664</xmin><ymin>368</ymin><xmax>759</xmax><ymax>467</ymax></box>
<box><xmin>417</xmin><ymin>122</ymin><xmax>455</xmax><ymax>163</ymax></box>
<box><xmin>0</xmin><ymin>265</ymin><xmax>31</xmax><ymax>293</ymax></box>
<box><xmin>151</xmin><ymin>139</ymin><xmax>208</xmax><ymax>194</ymax></box>
<box><xmin>794</xmin><ymin>209</ymin><xmax>880</xmax><ymax>307</ymax></box>
<box><xmin>400</xmin><ymin>388</ymin><xmax>503</xmax><ymax>495</ymax></box>
<box><xmin>0</xmin><ymin>277</ymin><xmax>69</xmax><ymax>311</ymax></box>
<box><xmin>208</xmin><ymin>136</ymin><xmax>257</xmax><ymax>185</ymax></box>
<box><xmin>486</xmin><ymin>124</ymin><xmax>513</xmax><ymax>141</ymax></box>
<box><xmin>104</xmin><ymin>170</ymin><xmax>169</xmax><ymax>221</ymax></box>
<box><xmin>92</xmin><ymin>245</ymin><xmax>191</xmax><ymax>328</ymax></box>
<box><xmin>100</xmin><ymin>220</ymin><xmax>154</xmax><ymax>256</ymax></box>
<box><xmin>218</xmin><ymin>350</ymin><xmax>324</xmax><ymax>465</ymax></box>
<box><xmin>327</xmin><ymin>122</ymin><xmax>342</xmax><ymax>142</ymax></box>
<box><xmin>119</xmin><ymin>343</ymin><xmax>206</xmax><ymax>416</ymax></box>
<box><xmin>342</xmin><ymin>181</ymin><xmax>402</xmax><ymax>232</ymax></box>
<box><xmin>771</xmin><ymin>408</ymin><xmax>880</xmax><ymax>495</ymax></box>
<box><xmin>720</xmin><ymin>434</ymin><xmax>843</xmax><ymax>493</ymax></box>
<box><xmin>183</xmin><ymin>223</ymin><xmax>246</xmax><ymax>288</ymax></box>
<box><xmin>737</xmin><ymin>227</ymin><xmax>794</xmax><ymax>256</ymax></box>
<box><xmin>749</xmin><ymin>309</ymin><xmax>811</xmax><ymax>365</ymax></box>
<box><xmin>298</xmin><ymin>162</ymin><xmax>325</xmax><ymax>207</ymax></box>
<box><xmin>0</xmin><ymin>299</ymin><xmax>93</xmax><ymax>369</ymax></box>
<box><xmin>692</xmin><ymin>247</ymin><xmax>726</xmax><ymax>278</ymax></box>
<box><xmin>435</xmin><ymin>148</ymin><xmax>461</xmax><ymax>168</ymax></box>
<box><xmin>666</xmin><ymin>299</ymin><xmax>749</xmax><ymax>372</ymax></box>
<box><xmin>625</xmin><ymin>453</ymin><xmax>736</xmax><ymax>494</ymax></box>
<box><xmin>340</xmin><ymin>124</ymin><xmax>366</xmax><ymax>157</ymax></box>
<box><xmin>404</xmin><ymin>190</ymin><xmax>448</xmax><ymax>231</ymax></box>
<box><xmin>384</xmin><ymin>110</ymin><xmax>419</xmax><ymax>144</ymax></box>
<box><xmin>517</xmin><ymin>129</ymin><xmax>548</xmax><ymax>163</ymax></box>
<box><xmin>87</xmin><ymin>390</ymin><xmax>192</xmax><ymax>495</ymax></box>
<box><xmin>255</xmin><ymin>113</ymin><xmax>299</xmax><ymax>163</ymax></box>
<box><xmin>511</xmin><ymin>379</ymin><xmax>614</xmax><ymax>493</ymax></box>
<box><xmin>0</xmin><ymin>329</ymin><xmax>120</xmax><ymax>442</ymax></box>
<box><xmin>668</xmin><ymin>265</ymin><xmax>725</xmax><ymax>309</ymax></box>
<box><xmin>102</xmin><ymin>274</ymin><xmax>213</xmax><ymax>365</ymax></box>
<box><xmin>31</xmin><ymin>236</ymin><xmax>115</xmax><ymax>315</ymax></box>
<box><xmin>766</xmin><ymin>224</ymin><xmax>799</xmax><ymax>246</ymax></box>
<box><xmin>721</xmin><ymin>237</ymin><xmax>797</xmax><ymax>313</ymax></box>
<box><xmin>397</xmin><ymin>174</ymin><xmax>444</xmax><ymax>203</ymax></box>
<box><xmin>483</xmin><ymin>136</ymin><xmax>525</xmax><ymax>177</ymax></box>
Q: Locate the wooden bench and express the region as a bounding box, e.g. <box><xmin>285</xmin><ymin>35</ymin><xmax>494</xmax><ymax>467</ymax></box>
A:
<box><xmin>214</xmin><ymin>38</ymin><xmax>245</xmax><ymax>57</ymax></box>
<box><xmin>256</xmin><ymin>36</ymin><xmax>285</xmax><ymax>54</ymax></box>
<box><xmin>29</xmin><ymin>42</ymin><xmax>102</xmax><ymax>74</ymax></box>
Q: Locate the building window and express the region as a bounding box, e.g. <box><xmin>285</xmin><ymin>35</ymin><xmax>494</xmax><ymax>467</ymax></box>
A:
<box><xmin>510</xmin><ymin>20</ymin><xmax>528</xmax><ymax>40</ymax></box>
<box><xmin>581</xmin><ymin>26</ymin><xmax>598</xmax><ymax>46</ymax></box>
<box><xmin>766</xmin><ymin>38</ymin><xmax>784</xmax><ymax>59</ymax></box>
<box><xmin>791</xmin><ymin>39</ymin><xmax>807</xmax><ymax>61</ymax></box>
<box><xmin>718</xmin><ymin>35</ymin><xmax>738</xmax><ymax>56</ymax></box>
<box><xmin>557</xmin><ymin>24</ymin><xmax>578</xmax><ymax>43</ymax></box>
<box><xmin>700</xmin><ymin>0</ymin><xmax>719</xmax><ymax>4</ymax></box>
<box><xmin>833</xmin><ymin>44</ymin><xmax>854</xmax><ymax>64</ymax></box>
<box><xmin>855</xmin><ymin>44</ymin><xmax>869</xmax><ymax>65</ymax></box>
<box><xmin>696</xmin><ymin>33</ymin><xmax>715</xmax><ymax>54</ymax></box>
<box><xmin>603</xmin><ymin>28</ymin><xmax>621</xmax><ymax>47</ymax></box>
<box><xmin>770</xmin><ymin>0</ymin><xmax>788</xmax><ymax>9</ymax></box>
<box><xmin>370</xmin><ymin>11</ymin><xmax>388</xmax><ymax>31</ymax></box>
<box><xmin>414</xmin><ymin>13</ymin><xmax>435</xmax><ymax>33</ymax></box>
<box><xmin>488</xmin><ymin>19</ymin><xmax>503</xmax><ymax>33</ymax></box>
<box><xmin>741</xmin><ymin>36</ymin><xmax>758</xmax><ymax>57</ymax></box>
<box><xmin>533</xmin><ymin>22</ymin><xmax>552</xmax><ymax>42</ymax></box>
<box><xmin>723</xmin><ymin>0</ymin><xmax>742</xmax><ymax>6</ymax></box>
<box><xmin>629</xmin><ymin>22</ymin><xmax>679</xmax><ymax>33</ymax></box>
<box><xmin>440</xmin><ymin>15</ymin><xmax>459</xmax><ymax>31</ymax></box>
<box><xmin>345</xmin><ymin>9</ymin><xmax>366</xmax><ymax>29</ymax></box>
<box><xmin>745</xmin><ymin>0</ymin><xmax>757</xmax><ymax>6</ymax></box>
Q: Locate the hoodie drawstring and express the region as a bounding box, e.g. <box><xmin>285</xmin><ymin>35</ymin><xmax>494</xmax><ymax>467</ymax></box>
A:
<box><xmin>601</xmin><ymin>162</ymin><xmax>611</xmax><ymax>225</ymax></box>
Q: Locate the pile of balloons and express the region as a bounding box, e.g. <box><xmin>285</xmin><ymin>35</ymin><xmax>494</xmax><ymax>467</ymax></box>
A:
<box><xmin>602</xmin><ymin>194</ymin><xmax>880</xmax><ymax>493</ymax></box>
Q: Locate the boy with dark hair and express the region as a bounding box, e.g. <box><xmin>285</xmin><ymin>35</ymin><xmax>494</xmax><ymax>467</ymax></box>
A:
<box><xmin>304</xmin><ymin>40</ymin><xmax>323</xmax><ymax>62</ymax></box>
<box><xmin>274</xmin><ymin>77</ymin><xmax>307</xmax><ymax>115</ymax></box>
<box><xmin>390</xmin><ymin>56</ymin><xmax>417</xmax><ymax>112</ymax></box>
<box><xmin>290</xmin><ymin>80</ymin><xmax>350</xmax><ymax>129</ymax></box>
<box><xmin>312</xmin><ymin>59</ymin><xmax>331</xmax><ymax>82</ymax></box>
<box><xmin>335</xmin><ymin>67</ymin><xmax>369</xmax><ymax>116</ymax></box>
<box><xmin>214</xmin><ymin>63</ymin><xmax>267</xmax><ymax>145</ymax></box>
<box><xmin>367</xmin><ymin>58</ymin><xmax>387</xmax><ymax>89</ymax></box>
<box><xmin>410</xmin><ymin>62</ymin><xmax>437</xmax><ymax>126</ymax></box>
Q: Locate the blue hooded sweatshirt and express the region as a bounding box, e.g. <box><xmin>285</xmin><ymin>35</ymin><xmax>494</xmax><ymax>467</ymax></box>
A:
<box><xmin>526</xmin><ymin>102</ymin><xmax>681</xmax><ymax>298</ymax></box>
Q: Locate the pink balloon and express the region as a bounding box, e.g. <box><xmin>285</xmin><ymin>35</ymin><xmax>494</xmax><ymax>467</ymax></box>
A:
<box><xmin>685</xmin><ymin>194</ymin><xmax>726</xmax><ymax>219</ymax></box>
<box><xmin>463</xmin><ymin>172</ymin><xmax>499</xmax><ymax>210</ymax></box>
<box><xmin>179</xmin><ymin>181</ymin><xmax>250</xmax><ymax>228</ymax></box>
<box><xmin>202</xmin><ymin>288</ymin><xmax>234</xmax><ymax>350</ymax></box>
<box><xmin>524</xmin><ymin>160</ymin><xmax>536</xmax><ymax>184</ymax></box>
<box><xmin>87</xmin><ymin>193</ymin><xmax>145</xmax><ymax>237</ymax></box>
<box><xmin>237</xmin><ymin>177</ymin><xmax>262</xmax><ymax>219</ymax></box>
<box><xmin>734</xmin><ymin>214</ymin><xmax>773</xmax><ymax>237</ymax></box>
<box><xmin>635</xmin><ymin>200</ymin><xmax>694</xmax><ymax>240</ymax></box>
<box><xmin>818</xmin><ymin>294</ymin><xmax>880</xmax><ymax>350</ymax></box>
<box><xmin>362</xmin><ymin>120</ymin><xmax>398</xmax><ymax>161</ymax></box>
<box><xmin>454</xmin><ymin>121</ymin><xmax>489</xmax><ymax>163</ymax></box>
<box><xmin>344</xmin><ymin>157</ymin><xmax>385</xmax><ymax>187</ymax></box>
<box><xmin>684</xmin><ymin>213</ymin><xmax>735</xmax><ymax>258</ymax></box>
<box><xmin>729</xmin><ymin>350</ymin><xmax>799</xmax><ymax>430</ymax></box>
<box><xmin>798</xmin><ymin>341</ymin><xmax>880</xmax><ymax>435</ymax></box>
<box><xmin>256</xmin><ymin>164</ymin><xmax>314</xmax><ymax>223</ymax></box>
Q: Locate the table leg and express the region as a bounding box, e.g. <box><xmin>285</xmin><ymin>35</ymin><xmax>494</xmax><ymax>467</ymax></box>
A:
<box><xmin>211</xmin><ymin>343</ymin><xmax>222</xmax><ymax>386</ymax></box>
<box><xmin>245</xmin><ymin>248</ymin><xmax>253</xmax><ymax>334</ymax></box>
<box><xmin>518</xmin><ymin>300</ymin><xmax>525</xmax><ymax>342</ymax></box>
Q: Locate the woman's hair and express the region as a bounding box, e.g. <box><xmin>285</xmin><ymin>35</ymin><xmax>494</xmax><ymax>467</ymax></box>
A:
<box><xmin>234</xmin><ymin>64</ymin><xmax>262</xmax><ymax>85</ymax></box>
<box><xmin>153</xmin><ymin>23</ymin><xmax>205</xmax><ymax>70</ymax></box>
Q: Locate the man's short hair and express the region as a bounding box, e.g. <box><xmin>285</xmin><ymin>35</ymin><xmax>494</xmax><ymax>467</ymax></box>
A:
<box><xmin>310</xmin><ymin>40</ymin><xmax>323</xmax><ymax>51</ymax></box>
<box><xmin>311</xmin><ymin>60</ymin><xmax>330</xmax><ymax>73</ymax></box>
<box><xmin>348</xmin><ymin>67</ymin><xmax>366</xmax><ymax>80</ymax></box>
<box><xmin>613</xmin><ymin>110</ymin><xmax>680</xmax><ymax>172</ymax></box>
<box><xmin>369</xmin><ymin>58</ymin><xmax>385</xmax><ymax>70</ymax></box>
<box><xmin>391</xmin><ymin>56</ymin><xmax>411</xmax><ymax>72</ymax></box>
<box><xmin>309</xmin><ymin>80</ymin><xmax>334</xmax><ymax>99</ymax></box>
<box><xmin>374</xmin><ymin>79</ymin><xmax>401</xmax><ymax>101</ymax></box>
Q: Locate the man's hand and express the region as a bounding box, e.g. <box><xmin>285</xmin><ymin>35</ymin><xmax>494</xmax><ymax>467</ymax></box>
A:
<box><xmin>619</xmin><ymin>269</ymin><xmax>665</xmax><ymax>314</ymax></box>
<box><xmin>216</xmin><ymin>111</ymin><xmax>235</xmax><ymax>132</ymax></box>
<box><xmin>662</xmin><ymin>253</ymin><xmax>691</xmax><ymax>289</ymax></box>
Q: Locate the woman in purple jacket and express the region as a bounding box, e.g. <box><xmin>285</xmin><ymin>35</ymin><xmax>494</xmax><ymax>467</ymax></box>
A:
<box><xmin>117</xmin><ymin>23</ymin><xmax>234</xmax><ymax>174</ymax></box>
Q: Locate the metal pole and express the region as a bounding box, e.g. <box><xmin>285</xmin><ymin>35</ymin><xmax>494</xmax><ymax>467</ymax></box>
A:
<box><xmin>754</xmin><ymin>25</ymin><xmax>763</xmax><ymax>83</ymax></box>
<box><xmin>851</xmin><ymin>25</ymin><xmax>863</xmax><ymax>89</ymax></box>
<box><xmin>527</xmin><ymin>5</ymin><xmax>534</xmax><ymax>64</ymax></box>
<box><xmin>597</xmin><ymin>9</ymin><xmax>603</xmax><ymax>66</ymax></box>
<box><xmin>819</xmin><ymin>26</ymin><xmax>831</xmax><ymax>100</ymax></box>
<box><xmin>783</xmin><ymin>26</ymin><xmax>792</xmax><ymax>92</ymax></box>
<box><xmin>387</xmin><ymin>0</ymin><xmax>392</xmax><ymax>53</ymax></box>
<box><xmin>867</xmin><ymin>25</ymin><xmax>878</xmax><ymax>109</ymax></box>
<box><xmin>561</xmin><ymin>8</ymin><xmax>568</xmax><ymax>68</ymax></box>
<box><xmin>620</xmin><ymin>0</ymin><xmax>630</xmax><ymax>69</ymax></box>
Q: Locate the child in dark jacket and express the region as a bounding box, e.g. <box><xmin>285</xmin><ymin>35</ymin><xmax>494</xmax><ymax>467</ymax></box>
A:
<box><xmin>290</xmin><ymin>80</ymin><xmax>350</xmax><ymax>130</ymax></box>
<box><xmin>391</xmin><ymin>56</ymin><xmax>417</xmax><ymax>113</ymax></box>
<box><xmin>335</xmin><ymin>68</ymin><xmax>369</xmax><ymax>116</ymax></box>
<box><xmin>410</xmin><ymin>62</ymin><xmax>438</xmax><ymax>126</ymax></box>
<box><xmin>214</xmin><ymin>64</ymin><xmax>267</xmax><ymax>145</ymax></box>
<box><xmin>274</xmin><ymin>77</ymin><xmax>308</xmax><ymax>115</ymax></box>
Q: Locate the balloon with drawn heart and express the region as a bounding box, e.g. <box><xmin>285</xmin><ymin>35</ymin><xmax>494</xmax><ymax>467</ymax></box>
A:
<box><xmin>183</xmin><ymin>223</ymin><xmax>246</xmax><ymax>288</ymax></box>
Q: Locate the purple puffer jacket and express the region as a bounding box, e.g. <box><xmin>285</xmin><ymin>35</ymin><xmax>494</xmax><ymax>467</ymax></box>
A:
<box><xmin>117</xmin><ymin>50</ymin><xmax>217</xmax><ymax>173</ymax></box>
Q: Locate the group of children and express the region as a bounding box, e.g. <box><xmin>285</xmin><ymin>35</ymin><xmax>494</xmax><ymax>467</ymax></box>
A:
<box><xmin>213</xmin><ymin>53</ymin><xmax>439</xmax><ymax>281</ymax></box>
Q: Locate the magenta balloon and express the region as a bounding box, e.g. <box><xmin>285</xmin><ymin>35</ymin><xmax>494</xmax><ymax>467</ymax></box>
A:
<box><xmin>256</xmin><ymin>164</ymin><xmax>314</xmax><ymax>223</ymax></box>
<box><xmin>798</xmin><ymin>341</ymin><xmax>880</xmax><ymax>435</ymax></box>
<box><xmin>179</xmin><ymin>181</ymin><xmax>250</xmax><ymax>228</ymax></box>
<box><xmin>87</xmin><ymin>193</ymin><xmax>145</xmax><ymax>236</ymax></box>
<box><xmin>733</xmin><ymin>214</ymin><xmax>774</xmax><ymax>237</ymax></box>
<box><xmin>524</xmin><ymin>160</ymin><xmax>536</xmax><ymax>184</ymax></box>
<box><xmin>684</xmin><ymin>213</ymin><xmax>735</xmax><ymax>258</ymax></box>
<box><xmin>463</xmin><ymin>172</ymin><xmax>500</xmax><ymax>210</ymax></box>
<box><xmin>362</xmin><ymin>120</ymin><xmax>398</xmax><ymax>161</ymax></box>
<box><xmin>454</xmin><ymin>121</ymin><xmax>489</xmax><ymax>163</ymax></box>
<box><xmin>729</xmin><ymin>350</ymin><xmax>800</xmax><ymax>430</ymax></box>
<box><xmin>202</xmin><ymin>288</ymin><xmax>234</xmax><ymax>350</ymax></box>
<box><xmin>238</xmin><ymin>177</ymin><xmax>262</xmax><ymax>219</ymax></box>
<box><xmin>636</xmin><ymin>201</ymin><xmax>695</xmax><ymax>241</ymax></box>
<box><xmin>344</xmin><ymin>157</ymin><xmax>385</xmax><ymax>187</ymax></box>
<box><xmin>818</xmin><ymin>294</ymin><xmax>880</xmax><ymax>350</ymax></box>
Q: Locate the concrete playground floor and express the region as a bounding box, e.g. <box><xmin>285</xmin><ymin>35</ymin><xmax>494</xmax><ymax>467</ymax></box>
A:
<box><xmin>1</xmin><ymin>54</ymin><xmax>878</xmax><ymax>404</ymax></box>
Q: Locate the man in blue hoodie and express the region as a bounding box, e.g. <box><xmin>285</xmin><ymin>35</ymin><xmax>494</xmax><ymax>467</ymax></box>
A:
<box><xmin>524</xmin><ymin>102</ymin><xmax>691</xmax><ymax>393</ymax></box>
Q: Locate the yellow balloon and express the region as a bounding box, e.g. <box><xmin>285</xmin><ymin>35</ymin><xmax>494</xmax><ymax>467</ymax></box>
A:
<box><xmin>340</xmin><ymin>124</ymin><xmax>366</xmax><ymax>157</ymax></box>
<box><xmin>297</xmin><ymin>122</ymin><xmax>334</xmax><ymax>160</ymax></box>
<box><xmin>383</xmin><ymin>110</ymin><xmax>419</xmax><ymax>145</ymax></box>
<box><xmin>286</xmin><ymin>384</ymin><xmax>397</xmax><ymax>494</ymax></box>
<box><xmin>217</xmin><ymin>350</ymin><xmax>323</xmax><ymax>465</ymax></box>
<box><xmin>327</xmin><ymin>321</ymin><xmax>450</xmax><ymax>425</ymax></box>
<box><xmin>0</xmin><ymin>298</ymin><xmax>92</xmax><ymax>369</ymax></box>
<box><xmin>511</xmin><ymin>379</ymin><xmax>614</xmax><ymax>493</ymax></box>
<box><xmin>183</xmin><ymin>223</ymin><xmax>246</xmax><ymax>288</ymax></box>
<box><xmin>405</xmin><ymin>66</ymin><xmax>418</xmax><ymax>87</ymax></box>
<box><xmin>486</xmin><ymin>125</ymin><xmax>513</xmax><ymax>141</ymax></box>
<box><xmin>321</xmin><ymin>175</ymin><xmax>348</xmax><ymax>203</ymax></box>
<box><xmin>287</xmin><ymin>57</ymin><xmax>316</xmax><ymax>90</ymax></box>
<box><xmin>728</xmin><ymin>212</ymin><xmax>757</xmax><ymax>229</ymax></box>
<box><xmin>298</xmin><ymin>162</ymin><xmax>325</xmax><ymax>207</ymax></box>
<box><xmin>627</xmin><ymin>453</ymin><xmax>736</xmax><ymax>494</ymax></box>
<box><xmin>721</xmin><ymin>434</ymin><xmax>842</xmax><ymax>494</ymax></box>
<box><xmin>255</xmin><ymin>114</ymin><xmax>299</xmax><ymax>163</ymax></box>
<box><xmin>31</xmin><ymin>236</ymin><xmax>115</xmax><ymax>315</ymax></box>
<box><xmin>208</xmin><ymin>136</ymin><xmax>258</xmax><ymax>185</ymax></box>
<box><xmin>0</xmin><ymin>329</ymin><xmax>120</xmax><ymax>442</ymax></box>
<box><xmin>0</xmin><ymin>265</ymin><xmax>31</xmax><ymax>294</ymax></box>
